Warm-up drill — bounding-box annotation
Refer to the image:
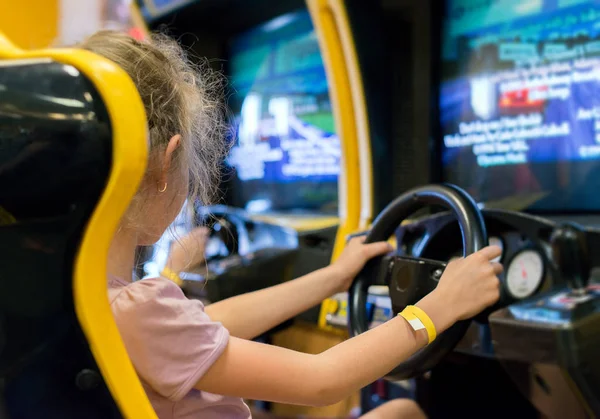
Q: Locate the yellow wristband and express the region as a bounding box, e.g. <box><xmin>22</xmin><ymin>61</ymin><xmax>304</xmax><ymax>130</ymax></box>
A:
<box><xmin>398</xmin><ymin>305</ymin><xmax>437</xmax><ymax>344</ymax></box>
<box><xmin>161</xmin><ymin>267</ymin><xmax>183</xmax><ymax>286</ymax></box>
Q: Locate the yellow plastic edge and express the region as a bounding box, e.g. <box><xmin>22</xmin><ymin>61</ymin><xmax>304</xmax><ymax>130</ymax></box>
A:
<box><xmin>307</xmin><ymin>0</ymin><xmax>373</xmax><ymax>333</ymax></box>
<box><xmin>0</xmin><ymin>1</ymin><xmax>58</xmax><ymax>50</ymax></box>
<box><xmin>307</xmin><ymin>0</ymin><xmax>360</xmax><ymax>261</ymax></box>
<box><xmin>0</xmin><ymin>37</ymin><xmax>156</xmax><ymax>418</ymax></box>
<box><xmin>0</xmin><ymin>33</ymin><xmax>23</xmax><ymax>56</ymax></box>
<box><xmin>326</xmin><ymin>0</ymin><xmax>373</xmax><ymax>231</ymax></box>
<box><xmin>248</xmin><ymin>214</ymin><xmax>339</xmax><ymax>232</ymax></box>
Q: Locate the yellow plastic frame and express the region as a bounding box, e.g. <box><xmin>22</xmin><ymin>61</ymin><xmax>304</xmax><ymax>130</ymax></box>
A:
<box><xmin>307</xmin><ymin>0</ymin><xmax>374</xmax><ymax>238</ymax></box>
<box><xmin>307</xmin><ymin>0</ymin><xmax>374</xmax><ymax>332</ymax></box>
<box><xmin>0</xmin><ymin>33</ymin><xmax>156</xmax><ymax>418</ymax></box>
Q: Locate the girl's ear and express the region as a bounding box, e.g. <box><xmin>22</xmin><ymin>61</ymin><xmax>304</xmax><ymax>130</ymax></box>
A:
<box><xmin>159</xmin><ymin>134</ymin><xmax>182</xmax><ymax>188</ymax></box>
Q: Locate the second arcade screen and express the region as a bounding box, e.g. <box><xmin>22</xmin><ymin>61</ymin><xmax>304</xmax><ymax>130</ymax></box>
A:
<box><xmin>440</xmin><ymin>0</ymin><xmax>600</xmax><ymax>212</ymax></box>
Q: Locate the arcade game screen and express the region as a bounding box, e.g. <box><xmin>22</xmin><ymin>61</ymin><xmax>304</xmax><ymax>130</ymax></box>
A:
<box><xmin>226</xmin><ymin>10</ymin><xmax>340</xmax><ymax>214</ymax></box>
<box><xmin>440</xmin><ymin>0</ymin><xmax>600</xmax><ymax>212</ymax></box>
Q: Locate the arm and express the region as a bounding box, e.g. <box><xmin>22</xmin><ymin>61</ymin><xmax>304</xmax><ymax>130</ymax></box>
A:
<box><xmin>204</xmin><ymin>265</ymin><xmax>344</xmax><ymax>340</ymax></box>
<box><xmin>195</xmin><ymin>246</ymin><xmax>502</xmax><ymax>406</ymax></box>
<box><xmin>204</xmin><ymin>239</ymin><xmax>393</xmax><ymax>339</ymax></box>
<box><xmin>168</xmin><ymin>231</ymin><xmax>392</xmax><ymax>340</ymax></box>
<box><xmin>195</xmin><ymin>311</ymin><xmax>429</xmax><ymax>406</ymax></box>
<box><xmin>166</xmin><ymin>227</ymin><xmax>347</xmax><ymax>339</ymax></box>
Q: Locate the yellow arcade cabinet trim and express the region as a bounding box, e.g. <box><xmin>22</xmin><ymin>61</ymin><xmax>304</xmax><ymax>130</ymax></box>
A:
<box><xmin>0</xmin><ymin>33</ymin><xmax>157</xmax><ymax>418</ymax></box>
<box><xmin>307</xmin><ymin>0</ymin><xmax>374</xmax><ymax>332</ymax></box>
<box><xmin>307</xmin><ymin>0</ymin><xmax>374</xmax><ymax>238</ymax></box>
<box><xmin>0</xmin><ymin>0</ymin><xmax>58</xmax><ymax>49</ymax></box>
<box><xmin>249</xmin><ymin>214</ymin><xmax>340</xmax><ymax>232</ymax></box>
<box><xmin>0</xmin><ymin>33</ymin><xmax>23</xmax><ymax>56</ymax></box>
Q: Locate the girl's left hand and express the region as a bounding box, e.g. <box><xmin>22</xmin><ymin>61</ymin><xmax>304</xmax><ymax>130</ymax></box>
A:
<box><xmin>330</xmin><ymin>236</ymin><xmax>394</xmax><ymax>293</ymax></box>
<box><xmin>166</xmin><ymin>226</ymin><xmax>210</xmax><ymax>273</ymax></box>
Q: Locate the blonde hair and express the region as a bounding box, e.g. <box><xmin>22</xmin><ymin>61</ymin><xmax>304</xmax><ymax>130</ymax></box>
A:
<box><xmin>79</xmin><ymin>30</ymin><xmax>227</xmax><ymax>206</ymax></box>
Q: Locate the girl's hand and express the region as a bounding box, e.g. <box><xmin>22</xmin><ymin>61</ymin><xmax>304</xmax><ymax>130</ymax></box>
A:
<box><xmin>166</xmin><ymin>226</ymin><xmax>210</xmax><ymax>273</ymax></box>
<box><xmin>416</xmin><ymin>245</ymin><xmax>503</xmax><ymax>332</ymax></box>
<box><xmin>331</xmin><ymin>236</ymin><xmax>394</xmax><ymax>293</ymax></box>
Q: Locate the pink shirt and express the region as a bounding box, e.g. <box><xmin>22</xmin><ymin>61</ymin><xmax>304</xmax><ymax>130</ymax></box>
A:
<box><xmin>108</xmin><ymin>276</ymin><xmax>251</xmax><ymax>419</ymax></box>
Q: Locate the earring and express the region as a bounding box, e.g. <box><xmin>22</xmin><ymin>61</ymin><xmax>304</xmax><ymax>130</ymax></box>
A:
<box><xmin>158</xmin><ymin>182</ymin><xmax>167</xmax><ymax>193</ymax></box>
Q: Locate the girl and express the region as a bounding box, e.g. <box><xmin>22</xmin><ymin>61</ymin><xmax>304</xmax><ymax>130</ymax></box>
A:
<box><xmin>83</xmin><ymin>31</ymin><xmax>502</xmax><ymax>418</ymax></box>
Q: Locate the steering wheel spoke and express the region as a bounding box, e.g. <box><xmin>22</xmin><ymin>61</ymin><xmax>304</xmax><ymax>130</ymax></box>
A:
<box><xmin>387</xmin><ymin>256</ymin><xmax>446</xmax><ymax>314</ymax></box>
<box><xmin>367</xmin><ymin>255</ymin><xmax>394</xmax><ymax>287</ymax></box>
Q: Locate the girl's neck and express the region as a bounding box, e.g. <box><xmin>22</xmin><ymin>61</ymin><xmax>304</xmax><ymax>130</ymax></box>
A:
<box><xmin>107</xmin><ymin>227</ymin><xmax>138</xmax><ymax>283</ymax></box>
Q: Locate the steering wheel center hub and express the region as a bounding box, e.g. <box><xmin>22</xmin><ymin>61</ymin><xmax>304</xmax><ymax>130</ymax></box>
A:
<box><xmin>388</xmin><ymin>257</ymin><xmax>447</xmax><ymax>314</ymax></box>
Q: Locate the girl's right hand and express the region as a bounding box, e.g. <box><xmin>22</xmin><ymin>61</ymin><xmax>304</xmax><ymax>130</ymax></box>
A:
<box><xmin>416</xmin><ymin>245</ymin><xmax>503</xmax><ymax>333</ymax></box>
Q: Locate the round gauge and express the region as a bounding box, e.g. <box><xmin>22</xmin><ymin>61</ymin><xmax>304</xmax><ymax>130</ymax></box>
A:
<box><xmin>506</xmin><ymin>249</ymin><xmax>545</xmax><ymax>299</ymax></box>
<box><xmin>489</xmin><ymin>236</ymin><xmax>503</xmax><ymax>263</ymax></box>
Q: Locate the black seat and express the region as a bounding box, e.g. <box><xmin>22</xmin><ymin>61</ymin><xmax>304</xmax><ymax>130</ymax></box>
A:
<box><xmin>0</xmin><ymin>36</ymin><xmax>156</xmax><ymax>418</ymax></box>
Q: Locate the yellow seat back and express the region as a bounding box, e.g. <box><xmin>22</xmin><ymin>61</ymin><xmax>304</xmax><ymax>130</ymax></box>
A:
<box><xmin>0</xmin><ymin>33</ymin><xmax>156</xmax><ymax>418</ymax></box>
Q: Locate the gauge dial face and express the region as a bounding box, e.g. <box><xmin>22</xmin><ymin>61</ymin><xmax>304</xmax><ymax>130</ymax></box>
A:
<box><xmin>506</xmin><ymin>249</ymin><xmax>544</xmax><ymax>299</ymax></box>
<box><xmin>489</xmin><ymin>236</ymin><xmax>503</xmax><ymax>263</ymax></box>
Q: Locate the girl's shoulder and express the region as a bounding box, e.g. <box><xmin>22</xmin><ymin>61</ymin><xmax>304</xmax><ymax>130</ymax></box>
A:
<box><xmin>108</xmin><ymin>276</ymin><xmax>196</xmax><ymax>311</ymax></box>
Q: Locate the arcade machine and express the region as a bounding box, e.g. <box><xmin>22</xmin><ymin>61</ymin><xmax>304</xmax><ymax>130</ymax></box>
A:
<box><xmin>2</xmin><ymin>2</ymin><xmax>600</xmax><ymax>419</ymax></box>
<box><xmin>329</xmin><ymin>0</ymin><xmax>600</xmax><ymax>417</ymax></box>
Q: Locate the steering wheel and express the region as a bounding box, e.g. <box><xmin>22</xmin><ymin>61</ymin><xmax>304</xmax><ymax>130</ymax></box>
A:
<box><xmin>348</xmin><ymin>184</ymin><xmax>487</xmax><ymax>381</ymax></box>
<box><xmin>197</xmin><ymin>212</ymin><xmax>239</xmax><ymax>261</ymax></box>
